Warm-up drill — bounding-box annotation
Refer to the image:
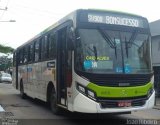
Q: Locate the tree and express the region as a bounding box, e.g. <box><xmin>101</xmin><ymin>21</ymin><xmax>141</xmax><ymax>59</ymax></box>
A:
<box><xmin>0</xmin><ymin>44</ymin><xmax>14</xmax><ymax>72</ymax></box>
<box><xmin>0</xmin><ymin>44</ymin><xmax>14</xmax><ymax>53</ymax></box>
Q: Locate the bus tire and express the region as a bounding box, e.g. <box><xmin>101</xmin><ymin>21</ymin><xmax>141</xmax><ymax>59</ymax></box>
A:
<box><xmin>20</xmin><ymin>80</ymin><xmax>26</xmax><ymax>99</ymax></box>
<box><xmin>50</xmin><ymin>88</ymin><xmax>61</xmax><ymax>115</ymax></box>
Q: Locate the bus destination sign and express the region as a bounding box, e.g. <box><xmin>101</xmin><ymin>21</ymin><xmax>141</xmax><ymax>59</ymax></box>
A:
<box><xmin>87</xmin><ymin>13</ymin><xmax>144</xmax><ymax>28</ymax></box>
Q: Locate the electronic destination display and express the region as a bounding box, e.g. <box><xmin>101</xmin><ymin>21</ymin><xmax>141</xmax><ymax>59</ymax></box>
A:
<box><xmin>79</xmin><ymin>11</ymin><xmax>147</xmax><ymax>28</ymax></box>
<box><xmin>88</xmin><ymin>14</ymin><xmax>140</xmax><ymax>27</ymax></box>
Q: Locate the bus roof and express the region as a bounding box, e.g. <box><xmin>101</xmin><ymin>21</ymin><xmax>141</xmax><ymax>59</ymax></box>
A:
<box><xmin>16</xmin><ymin>9</ymin><xmax>147</xmax><ymax>50</ymax></box>
<box><xmin>88</xmin><ymin>9</ymin><xmax>141</xmax><ymax>17</ymax></box>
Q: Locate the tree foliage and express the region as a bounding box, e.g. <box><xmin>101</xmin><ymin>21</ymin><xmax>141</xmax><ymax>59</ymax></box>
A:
<box><xmin>0</xmin><ymin>44</ymin><xmax>14</xmax><ymax>71</ymax></box>
<box><xmin>0</xmin><ymin>44</ymin><xmax>14</xmax><ymax>53</ymax></box>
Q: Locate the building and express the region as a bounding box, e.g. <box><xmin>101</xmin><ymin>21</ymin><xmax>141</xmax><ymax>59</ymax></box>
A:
<box><xmin>150</xmin><ymin>19</ymin><xmax>160</xmax><ymax>96</ymax></box>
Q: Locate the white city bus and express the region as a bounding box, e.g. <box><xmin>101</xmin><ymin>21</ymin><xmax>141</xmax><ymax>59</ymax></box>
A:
<box><xmin>12</xmin><ymin>9</ymin><xmax>155</xmax><ymax>114</ymax></box>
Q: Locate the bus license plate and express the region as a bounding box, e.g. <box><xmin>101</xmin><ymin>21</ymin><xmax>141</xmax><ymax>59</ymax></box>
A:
<box><xmin>118</xmin><ymin>101</ymin><xmax>131</xmax><ymax>107</ymax></box>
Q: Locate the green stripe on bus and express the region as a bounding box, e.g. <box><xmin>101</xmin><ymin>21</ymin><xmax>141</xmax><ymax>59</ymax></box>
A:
<box><xmin>87</xmin><ymin>82</ymin><xmax>153</xmax><ymax>98</ymax></box>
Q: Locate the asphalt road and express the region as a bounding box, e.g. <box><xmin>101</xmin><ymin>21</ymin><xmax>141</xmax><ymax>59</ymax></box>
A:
<box><xmin>0</xmin><ymin>83</ymin><xmax>159</xmax><ymax>125</ymax></box>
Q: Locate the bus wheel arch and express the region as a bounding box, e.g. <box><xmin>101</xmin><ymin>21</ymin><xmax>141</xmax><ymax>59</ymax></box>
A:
<box><xmin>47</xmin><ymin>82</ymin><xmax>61</xmax><ymax>115</ymax></box>
<box><xmin>47</xmin><ymin>82</ymin><xmax>55</xmax><ymax>103</ymax></box>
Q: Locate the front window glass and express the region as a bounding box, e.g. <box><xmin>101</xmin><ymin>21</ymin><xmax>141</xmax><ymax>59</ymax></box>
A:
<box><xmin>75</xmin><ymin>29</ymin><xmax>151</xmax><ymax>74</ymax></box>
<box><xmin>122</xmin><ymin>33</ymin><xmax>151</xmax><ymax>73</ymax></box>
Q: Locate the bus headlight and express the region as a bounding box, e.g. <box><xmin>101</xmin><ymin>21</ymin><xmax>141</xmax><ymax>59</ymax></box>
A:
<box><xmin>77</xmin><ymin>83</ymin><xmax>86</xmax><ymax>94</ymax></box>
<box><xmin>87</xmin><ymin>90</ymin><xmax>96</xmax><ymax>100</ymax></box>
<box><xmin>76</xmin><ymin>83</ymin><xmax>97</xmax><ymax>101</ymax></box>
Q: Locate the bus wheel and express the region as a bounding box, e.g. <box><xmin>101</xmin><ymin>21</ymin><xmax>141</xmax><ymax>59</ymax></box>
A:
<box><xmin>20</xmin><ymin>81</ymin><xmax>26</xmax><ymax>99</ymax></box>
<box><xmin>50</xmin><ymin>88</ymin><xmax>61</xmax><ymax>115</ymax></box>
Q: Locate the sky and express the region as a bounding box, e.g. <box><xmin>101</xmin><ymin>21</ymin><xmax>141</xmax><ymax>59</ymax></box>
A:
<box><xmin>0</xmin><ymin>0</ymin><xmax>160</xmax><ymax>49</ymax></box>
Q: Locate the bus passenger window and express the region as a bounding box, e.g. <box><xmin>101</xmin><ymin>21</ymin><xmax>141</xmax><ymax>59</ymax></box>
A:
<box><xmin>28</xmin><ymin>44</ymin><xmax>33</xmax><ymax>62</ymax></box>
<box><xmin>35</xmin><ymin>41</ymin><xmax>40</xmax><ymax>62</ymax></box>
<box><xmin>19</xmin><ymin>49</ymin><xmax>23</xmax><ymax>64</ymax></box>
<box><xmin>41</xmin><ymin>36</ymin><xmax>48</xmax><ymax>60</ymax></box>
<box><xmin>49</xmin><ymin>33</ymin><xmax>56</xmax><ymax>59</ymax></box>
<box><xmin>23</xmin><ymin>47</ymin><xmax>28</xmax><ymax>63</ymax></box>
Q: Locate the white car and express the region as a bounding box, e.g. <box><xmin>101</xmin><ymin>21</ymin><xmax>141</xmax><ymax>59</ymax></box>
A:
<box><xmin>0</xmin><ymin>73</ymin><xmax>12</xmax><ymax>83</ymax></box>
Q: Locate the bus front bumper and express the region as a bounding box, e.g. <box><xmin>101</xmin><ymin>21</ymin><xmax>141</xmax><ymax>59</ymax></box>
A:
<box><xmin>73</xmin><ymin>91</ymin><xmax>155</xmax><ymax>113</ymax></box>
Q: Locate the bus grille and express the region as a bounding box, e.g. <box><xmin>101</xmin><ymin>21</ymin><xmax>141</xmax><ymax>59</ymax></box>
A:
<box><xmin>88</xmin><ymin>74</ymin><xmax>151</xmax><ymax>87</ymax></box>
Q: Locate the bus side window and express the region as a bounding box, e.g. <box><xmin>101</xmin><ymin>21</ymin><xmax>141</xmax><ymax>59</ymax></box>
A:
<box><xmin>41</xmin><ymin>36</ymin><xmax>48</xmax><ymax>60</ymax></box>
<box><xmin>28</xmin><ymin>44</ymin><xmax>33</xmax><ymax>63</ymax></box>
<box><xmin>49</xmin><ymin>33</ymin><xmax>56</xmax><ymax>59</ymax></box>
<box><xmin>23</xmin><ymin>46</ymin><xmax>28</xmax><ymax>63</ymax></box>
<box><xmin>19</xmin><ymin>49</ymin><xmax>23</xmax><ymax>64</ymax></box>
<box><xmin>34</xmin><ymin>40</ymin><xmax>40</xmax><ymax>62</ymax></box>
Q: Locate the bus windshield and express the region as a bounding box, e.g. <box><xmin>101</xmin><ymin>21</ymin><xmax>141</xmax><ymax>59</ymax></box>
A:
<box><xmin>75</xmin><ymin>28</ymin><xmax>152</xmax><ymax>74</ymax></box>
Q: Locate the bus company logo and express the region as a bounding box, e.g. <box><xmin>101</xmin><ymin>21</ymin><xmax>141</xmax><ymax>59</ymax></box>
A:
<box><xmin>120</xmin><ymin>90</ymin><xmax>127</xmax><ymax>96</ymax></box>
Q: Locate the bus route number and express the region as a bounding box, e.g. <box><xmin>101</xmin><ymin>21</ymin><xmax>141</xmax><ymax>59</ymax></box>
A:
<box><xmin>88</xmin><ymin>15</ymin><xmax>103</xmax><ymax>23</ymax></box>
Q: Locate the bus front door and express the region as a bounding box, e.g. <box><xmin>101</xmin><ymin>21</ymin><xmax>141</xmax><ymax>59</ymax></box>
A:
<box><xmin>57</xmin><ymin>27</ymin><xmax>68</xmax><ymax>106</ymax></box>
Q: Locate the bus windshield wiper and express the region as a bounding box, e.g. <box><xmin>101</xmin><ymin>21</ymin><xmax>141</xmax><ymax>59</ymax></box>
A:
<box><xmin>87</xmin><ymin>45</ymin><xmax>98</xmax><ymax>61</ymax></box>
<box><xmin>125</xmin><ymin>37</ymin><xmax>129</xmax><ymax>58</ymax></box>
<box><xmin>98</xmin><ymin>28</ymin><xmax>115</xmax><ymax>48</ymax></box>
<box><xmin>125</xmin><ymin>30</ymin><xmax>138</xmax><ymax>58</ymax></box>
<box><xmin>93</xmin><ymin>46</ymin><xmax>98</xmax><ymax>61</ymax></box>
<box><xmin>127</xmin><ymin>30</ymin><xmax>137</xmax><ymax>48</ymax></box>
<box><xmin>98</xmin><ymin>28</ymin><xmax>117</xmax><ymax>58</ymax></box>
